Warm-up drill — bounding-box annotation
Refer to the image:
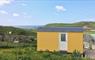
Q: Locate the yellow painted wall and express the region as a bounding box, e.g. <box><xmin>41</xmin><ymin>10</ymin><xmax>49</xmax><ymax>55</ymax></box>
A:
<box><xmin>68</xmin><ymin>32</ymin><xmax>83</xmax><ymax>53</ymax></box>
<box><xmin>37</xmin><ymin>32</ymin><xmax>59</xmax><ymax>51</ymax></box>
<box><xmin>37</xmin><ymin>32</ymin><xmax>83</xmax><ymax>53</ymax></box>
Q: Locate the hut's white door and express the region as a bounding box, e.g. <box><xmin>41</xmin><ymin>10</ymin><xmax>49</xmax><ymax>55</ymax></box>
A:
<box><xmin>59</xmin><ymin>33</ymin><xmax>67</xmax><ymax>51</ymax></box>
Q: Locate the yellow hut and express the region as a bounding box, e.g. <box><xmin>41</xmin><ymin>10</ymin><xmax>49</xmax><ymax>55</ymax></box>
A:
<box><xmin>37</xmin><ymin>27</ymin><xmax>84</xmax><ymax>53</ymax></box>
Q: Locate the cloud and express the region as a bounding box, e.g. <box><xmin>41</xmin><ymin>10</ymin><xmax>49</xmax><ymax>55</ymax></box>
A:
<box><xmin>0</xmin><ymin>0</ymin><xmax>14</xmax><ymax>6</ymax></box>
<box><xmin>12</xmin><ymin>13</ymin><xmax>19</xmax><ymax>17</ymax></box>
<box><xmin>0</xmin><ymin>10</ymin><xmax>8</xmax><ymax>14</ymax></box>
<box><xmin>56</xmin><ymin>5</ymin><xmax>66</xmax><ymax>12</ymax></box>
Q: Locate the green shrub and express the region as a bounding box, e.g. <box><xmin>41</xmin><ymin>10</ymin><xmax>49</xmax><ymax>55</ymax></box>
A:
<box><xmin>71</xmin><ymin>50</ymin><xmax>82</xmax><ymax>60</ymax></box>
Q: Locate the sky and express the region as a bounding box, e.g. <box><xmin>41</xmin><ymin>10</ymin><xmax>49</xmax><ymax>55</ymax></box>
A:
<box><xmin>0</xmin><ymin>0</ymin><xmax>95</xmax><ymax>26</ymax></box>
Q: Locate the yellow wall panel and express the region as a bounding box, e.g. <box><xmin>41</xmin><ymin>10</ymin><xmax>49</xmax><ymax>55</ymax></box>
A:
<box><xmin>68</xmin><ymin>32</ymin><xmax>83</xmax><ymax>53</ymax></box>
<box><xmin>37</xmin><ymin>32</ymin><xmax>59</xmax><ymax>51</ymax></box>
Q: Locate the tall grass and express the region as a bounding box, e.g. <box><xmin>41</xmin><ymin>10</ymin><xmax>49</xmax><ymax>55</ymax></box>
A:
<box><xmin>0</xmin><ymin>41</ymin><xmax>90</xmax><ymax>60</ymax></box>
<box><xmin>0</xmin><ymin>47</ymin><xmax>89</xmax><ymax>60</ymax></box>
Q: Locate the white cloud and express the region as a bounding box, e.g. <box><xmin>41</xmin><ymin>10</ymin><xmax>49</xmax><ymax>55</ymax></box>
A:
<box><xmin>56</xmin><ymin>5</ymin><xmax>66</xmax><ymax>12</ymax></box>
<box><xmin>0</xmin><ymin>0</ymin><xmax>14</xmax><ymax>6</ymax></box>
<box><xmin>0</xmin><ymin>10</ymin><xmax>8</xmax><ymax>14</ymax></box>
<box><xmin>12</xmin><ymin>13</ymin><xmax>19</xmax><ymax>17</ymax></box>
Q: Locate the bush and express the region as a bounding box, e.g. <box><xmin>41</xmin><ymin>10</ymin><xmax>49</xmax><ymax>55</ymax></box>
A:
<box><xmin>71</xmin><ymin>50</ymin><xmax>82</xmax><ymax>60</ymax></box>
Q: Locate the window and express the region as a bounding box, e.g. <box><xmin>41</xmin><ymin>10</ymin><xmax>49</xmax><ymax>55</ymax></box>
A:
<box><xmin>61</xmin><ymin>34</ymin><xmax>66</xmax><ymax>41</ymax></box>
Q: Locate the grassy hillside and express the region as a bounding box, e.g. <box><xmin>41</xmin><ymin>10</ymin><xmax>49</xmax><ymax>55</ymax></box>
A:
<box><xmin>0</xmin><ymin>26</ymin><xmax>36</xmax><ymax>36</ymax></box>
<box><xmin>45</xmin><ymin>21</ymin><xmax>95</xmax><ymax>27</ymax></box>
